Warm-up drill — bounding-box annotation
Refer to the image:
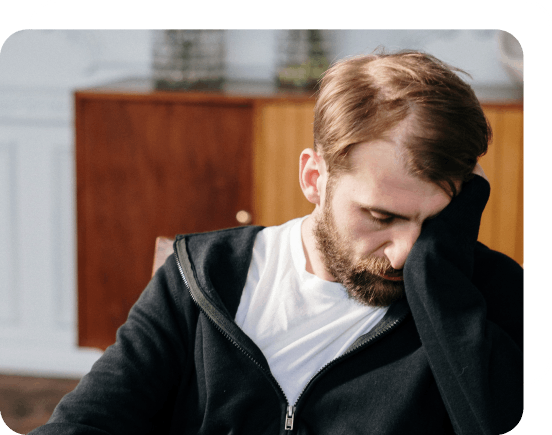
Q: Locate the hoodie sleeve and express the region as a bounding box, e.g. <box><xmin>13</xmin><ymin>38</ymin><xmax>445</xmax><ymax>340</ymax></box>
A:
<box><xmin>403</xmin><ymin>175</ymin><xmax>523</xmax><ymax>435</ymax></box>
<box><xmin>28</xmin><ymin>254</ymin><xmax>193</xmax><ymax>435</ymax></box>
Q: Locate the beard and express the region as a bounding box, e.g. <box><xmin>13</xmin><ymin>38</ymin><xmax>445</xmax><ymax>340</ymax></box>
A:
<box><xmin>312</xmin><ymin>189</ymin><xmax>405</xmax><ymax>307</ymax></box>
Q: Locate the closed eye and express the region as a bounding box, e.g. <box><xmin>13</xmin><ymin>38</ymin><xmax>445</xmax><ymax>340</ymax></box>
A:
<box><xmin>360</xmin><ymin>203</ymin><xmax>445</xmax><ymax>227</ymax></box>
<box><xmin>367</xmin><ymin>211</ymin><xmax>394</xmax><ymax>225</ymax></box>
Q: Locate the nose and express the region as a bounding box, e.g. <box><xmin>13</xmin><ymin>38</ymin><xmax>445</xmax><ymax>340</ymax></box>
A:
<box><xmin>383</xmin><ymin>225</ymin><xmax>422</xmax><ymax>270</ymax></box>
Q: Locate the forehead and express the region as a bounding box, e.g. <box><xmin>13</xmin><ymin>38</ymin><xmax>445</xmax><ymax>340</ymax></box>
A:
<box><xmin>335</xmin><ymin>140</ymin><xmax>451</xmax><ymax>217</ymax></box>
<box><xmin>346</xmin><ymin>139</ymin><xmax>412</xmax><ymax>188</ymax></box>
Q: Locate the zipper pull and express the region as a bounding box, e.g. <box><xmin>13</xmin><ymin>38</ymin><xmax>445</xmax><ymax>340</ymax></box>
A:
<box><xmin>284</xmin><ymin>405</ymin><xmax>296</xmax><ymax>431</ymax></box>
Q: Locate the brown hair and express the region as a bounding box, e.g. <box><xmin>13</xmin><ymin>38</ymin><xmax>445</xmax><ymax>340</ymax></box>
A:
<box><xmin>313</xmin><ymin>50</ymin><xmax>491</xmax><ymax>195</ymax></box>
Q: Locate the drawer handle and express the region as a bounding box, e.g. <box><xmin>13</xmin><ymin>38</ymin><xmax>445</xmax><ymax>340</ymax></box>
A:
<box><xmin>236</xmin><ymin>210</ymin><xmax>252</xmax><ymax>225</ymax></box>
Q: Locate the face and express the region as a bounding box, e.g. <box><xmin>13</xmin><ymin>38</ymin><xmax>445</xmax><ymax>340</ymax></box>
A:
<box><xmin>313</xmin><ymin>140</ymin><xmax>453</xmax><ymax>307</ymax></box>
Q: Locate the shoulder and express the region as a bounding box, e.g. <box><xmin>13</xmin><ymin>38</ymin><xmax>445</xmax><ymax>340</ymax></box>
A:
<box><xmin>473</xmin><ymin>242</ymin><xmax>523</xmax><ymax>289</ymax></box>
<box><xmin>175</xmin><ymin>225</ymin><xmax>265</xmax><ymax>317</ymax></box>
<box><xmin>178</xmin><ymin>225</ymin><xmax>265</xmax><ymax>258</ymax></box>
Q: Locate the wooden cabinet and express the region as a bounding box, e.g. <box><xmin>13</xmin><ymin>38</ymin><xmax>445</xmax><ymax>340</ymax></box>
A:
<box><xmin>75</xmin><ymin>81</ymin><xmax>315</xmax><ymax>350</ymax></box>
<box><xmin>76</xmin><ymin>81</ymin><xmax>522</xmax><ymax>350</ymax></box>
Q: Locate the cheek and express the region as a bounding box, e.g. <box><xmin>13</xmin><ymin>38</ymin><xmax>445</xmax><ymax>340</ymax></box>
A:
<box><xmin>355</xmin><ymin>233</ymin><xmax>385</xmax><ymax>258</ymax></box>
<box><xmin>337</xmin><ymin>212</ymin><xmax>384</xmax><ymax>255</ymax></box>
<box><xmin>332</xmin><ymin>204</ymin><xmax>365</xmax><ymax>237</ymax></box>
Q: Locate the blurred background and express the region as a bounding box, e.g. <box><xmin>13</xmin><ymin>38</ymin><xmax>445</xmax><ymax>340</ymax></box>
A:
<box><xmin>0</xmin><ymin>29</ymin><xmax>523</xmax><ymax>433</ymax></box>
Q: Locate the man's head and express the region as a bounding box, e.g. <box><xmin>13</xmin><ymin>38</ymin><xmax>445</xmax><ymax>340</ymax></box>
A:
<box><xmin>300</xmin><ymin>50</ymin><xmax>491</xmax><ymax>307</ymax></box>
<box><xmin>313</xmin><ymin>50</ymin><xmax>490</xmax><ymax>196</ymax></box>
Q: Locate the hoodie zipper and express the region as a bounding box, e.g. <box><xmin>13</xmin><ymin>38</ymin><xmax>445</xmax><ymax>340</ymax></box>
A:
<box><xmin>175</xmin><ymin>251</ymin><xmax>407</xmax><ymax>433</ymax></box>
<box><xmin>174</xmin><ymin>252</ymin><xmax>291</xmax><ymax>404</ymax></box>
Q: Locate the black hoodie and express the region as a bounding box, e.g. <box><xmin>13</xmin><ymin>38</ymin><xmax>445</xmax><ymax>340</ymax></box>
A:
<box><xmin>30</xmin><ymin>175</ymin><xmax>523</xmax><ymax>435</ymax></box>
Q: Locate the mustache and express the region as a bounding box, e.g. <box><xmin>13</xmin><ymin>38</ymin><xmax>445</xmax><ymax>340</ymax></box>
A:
<box><xmin>354</xmin><ymin>256</ymin><xmax>403</xmax><ymax>278</ymax></box>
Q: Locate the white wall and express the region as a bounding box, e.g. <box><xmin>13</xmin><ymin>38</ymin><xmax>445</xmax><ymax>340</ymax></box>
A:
<box><xmin>0</xmin><ymin>29</ymin><xmax>521</xmax><ymax>378</ymax></box>
<box><xmin>225</xmin><ymin>29</ymin><xmax>522</xmax><ymax>87</ymax></box>
<box><xmin>0</xmin><ymin>30</ymin><xmax>152</xmax><ymax>377</ymax></box>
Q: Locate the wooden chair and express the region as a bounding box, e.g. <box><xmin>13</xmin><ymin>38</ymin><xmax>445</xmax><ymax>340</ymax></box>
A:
<box><xmin>152</xmin><ymin>236</ymin><xmax>175</xmax><ymax>277</ymax></box>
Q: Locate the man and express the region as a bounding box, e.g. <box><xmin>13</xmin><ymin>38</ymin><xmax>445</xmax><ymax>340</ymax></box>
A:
<box><xmin>31</xmin><ymin>51</ymin><xmax>523</xmax><ymax>435</ymax></box>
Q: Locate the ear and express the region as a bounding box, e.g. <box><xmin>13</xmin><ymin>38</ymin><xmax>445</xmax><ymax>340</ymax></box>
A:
<box><xmin>299</xmin><ymin>148</ymin><xmax>326</xmax><ymax>205</ymax></box>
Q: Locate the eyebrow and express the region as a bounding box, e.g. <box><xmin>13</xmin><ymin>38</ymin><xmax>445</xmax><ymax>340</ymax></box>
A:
<box><xmin>362</xmin><ymin>205</ymin><xmax>444</xmax><ymax>222</ymax></box>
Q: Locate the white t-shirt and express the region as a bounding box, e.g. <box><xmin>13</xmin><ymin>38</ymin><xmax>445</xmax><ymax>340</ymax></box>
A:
<box><xmin>235</xmin><ymin>216</ymin><xmax>388</xmax><ymax>405</ymax></box>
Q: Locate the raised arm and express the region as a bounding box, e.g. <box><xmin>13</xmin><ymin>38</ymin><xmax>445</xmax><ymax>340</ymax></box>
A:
<box><xmin>403</xmin><ymin>173</ymin><xmax>523</xmax><ymax>435</ymax></box>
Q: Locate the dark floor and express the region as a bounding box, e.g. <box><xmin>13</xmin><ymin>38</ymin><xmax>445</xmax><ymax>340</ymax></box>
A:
<box><xmin>0</xmin><ymin>373</ymin><xmax>80</xmax><ymax>434</ymax></box>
